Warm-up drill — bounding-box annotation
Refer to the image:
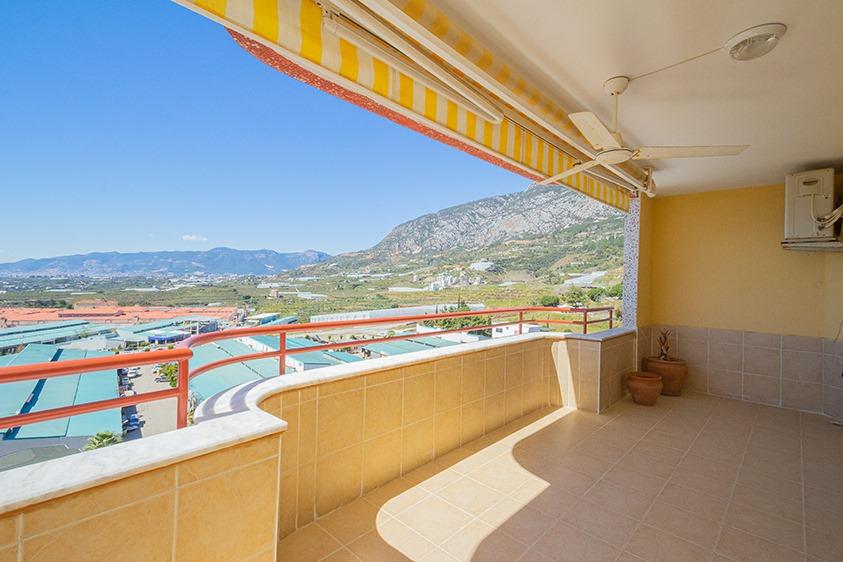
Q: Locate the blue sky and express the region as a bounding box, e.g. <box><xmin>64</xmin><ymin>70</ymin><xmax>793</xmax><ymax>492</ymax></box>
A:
<box><xmin>0</xmin><ymin>1</ymin><xmax>525</xmax><ymax>262</ymax></box>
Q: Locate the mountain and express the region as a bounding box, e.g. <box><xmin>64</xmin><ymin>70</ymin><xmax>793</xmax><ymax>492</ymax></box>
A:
<box><xmin>321</xmin><ymin>186</ymin><xmax>624</xmax><ymax>274</ymax></box>
<box><xmin>0</xmin><ymin>248</ymin><xmax>330</xmax><ymax>277</ymax></box>
<box><xmin>374</xmin><ymin>185</ymin><xmax>618</xmax><ymax>254</ymax></box>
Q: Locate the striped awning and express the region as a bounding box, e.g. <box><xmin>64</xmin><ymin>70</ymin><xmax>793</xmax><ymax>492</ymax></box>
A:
<box><xmin>177</xmin><ymin>0</ymin><xmax>642</xmax><ymax>211</ymax></box>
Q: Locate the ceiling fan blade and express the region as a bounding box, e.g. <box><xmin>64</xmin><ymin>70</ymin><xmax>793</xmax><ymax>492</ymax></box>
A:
<box><xmin>569</xmin><ymin>112</ymin><xmax>621</xmax><ymax>150</ymax></box>
<box><xmin>634</xmin><ymin>145</ymin><xmax>749</xmax><ymax>160</ymax></box>
<box><xmin>535</xmin><ymin>160</ymin><xmax>601</xmax><ymax>186</ymax></box>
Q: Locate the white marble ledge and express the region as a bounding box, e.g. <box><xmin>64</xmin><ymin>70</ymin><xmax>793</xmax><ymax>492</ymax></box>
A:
<box><xmin>195</xmin><ymin>331</ymin><xmax>567</xmax><ymax>424</ymax></box>
<box><xmin>0</xmin><ymin>409</ymin><xmax>285</xmax><ymax>515</ymax></box>
<box><xmin>564</xmin><ymin>327</ymin><xmax>636</xmax><ymax>343</ymax></box>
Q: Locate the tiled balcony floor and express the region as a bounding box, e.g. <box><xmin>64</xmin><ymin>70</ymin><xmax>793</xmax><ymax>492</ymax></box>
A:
<box><xmin>278</xmin><ymin>394</ymin><xmax>843</xmax><ymax>561</ymax></box>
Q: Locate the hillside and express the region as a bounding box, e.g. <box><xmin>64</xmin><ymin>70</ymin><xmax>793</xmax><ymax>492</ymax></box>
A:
<box><xmin>320</xmin><ymin>186</ymin><xmax>624</xmax><ymax>276</ymax></box>
<box><xmin>0</xmin><ymin>248</ymin><xmax>330</xmax><ymax>277</ymax></box>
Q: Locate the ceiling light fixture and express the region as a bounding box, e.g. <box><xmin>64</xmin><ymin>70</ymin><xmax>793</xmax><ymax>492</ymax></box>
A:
<box><xmin>630</xmin><ymin>22</ymin><xmax>788</xmax><ymax>81</ymax></box>
<box><xmin>724</xmin><ymin>23</ymin><xmax>787</xmax><ymax>61</ymax></box>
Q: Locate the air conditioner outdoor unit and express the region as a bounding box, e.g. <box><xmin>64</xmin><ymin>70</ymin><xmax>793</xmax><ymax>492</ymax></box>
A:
<box><xmin>781</xmin><ymin>168</ymin><xmax>843</xmax><ymax>251</ymax></box>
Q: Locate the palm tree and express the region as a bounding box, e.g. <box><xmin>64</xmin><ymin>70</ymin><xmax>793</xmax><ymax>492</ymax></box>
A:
<box><xmin>83</xmin><ymin>431</ymin><xmax>122</xmax><ymax>451</ymax></box>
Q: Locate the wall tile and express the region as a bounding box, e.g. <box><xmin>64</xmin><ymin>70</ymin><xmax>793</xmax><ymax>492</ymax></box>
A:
<box><xmin>484</xmin><ymin>393</ymin><xmax>506</xmax><ymax>433</ymax></box>
<box><xmin>460</xmin><ymin>400</ymin><xmax>484</xmax><ymax>445</ymax></box>
<box><xmin>743</xmin><ymin>346</ymin><xmax>781</xmax><ymax>377</ymax></box>
<box><xmin>744</xmin><ymin>332</ymin><xmax>781</xmax><ymax>349</ymax></box>
<box><xmin>505</xmin><ymin>353</ymin><xmax>524</xmax><ymax>389</ymax></box>
<box><xmin>435</xmin><ymin>367</ymin><xmax>462</xmax><ymax>413</ymax></box>
<box><xmin>24</xmin><ymin>466</ymin><xmax>175</xmax><ymax>537</ymax></box>
<box><xmin>679</xmin><ymin>339</ymin><xmax>708</xmax><ymax>366</ymax></box>
<box><xmin>365</xmin><ymin>380</ymin><xmax>403</xmax><ymax>439</ymax></box>
<box><xmin>709</xmin><ymin>342</ymin><xmax>742</xmax><ymax>372</ymax></box>
<box><xmin>781</xmin><ymin>380</ymin><xmax>822</xmax><ymax>412</ymax></box>
<box><xmin>678</xmin><ymin>326</ymin><xmax>708</xmax><ymax>341</ymax></box>
<box><xmin>402</xmin><ymin>418</ymin><xmax>434</xmax><ymax>473</ymax></box>
<box><xmin>708</xmin><ymin>329</ymin><xmax>743</xmax><ymax>344</ymax></box>
<box><xmin>782</xmin><ymin>351</ymin><xmax>823</xmax><ymax>383</ymax></box>
<box><xmin>504</xmin><ymin>386</ymin><xmax>524</xmax><ymax>423</ymax></box>
<box><xmin>318</xmin><ymin>390</ymin><xmax>364</xmax><ymax>457</ymax></box>
<box><xmin>742</xmin><ymin>374</ymin><xmax>780</xmax><ymax>406</ymax></box>
<box><xmin>686</xmin><ymin>365</ymin><xmax>708</xmax><ymax>392</ymax></box>
<box><xmin>434</xmin><ymin>409</ymin><xmax>462</xmax><ymax>457</ymax></box>
<box><xmin>823</xmin><ymin>386</ymin><xmax>843</xmax><ymax>420</ymax></box>
<box><xmin>782</xmin><ymin>335</ymin><xmax>823</xmax><ymax>353</ymax></box>
<box><xmin>0</xmin><ymin>514</ymin><xmax>17</xmax><ymax>548</ymax></box>
<box><xmin>461</xmin><ymin>361</ymin><xmax>485</xmax><ymax>404</ymax></box>
<box><xmin>403</xmin><ymin>372</ymin><xmax>434</xmax><ymax>425</ymax></box>
<box><xmin>26</xmin><ymin>493</ymin><xmax>174</xmax><ymax>562</ymax></box>
<box><xmin>316</xmin><ymin>446</ymin><xmax>362</xmax><ymax>516</ymax></box>
<box><xmin>363</xmin><ymin>430</ymin><xmax>402</xmax><ymax>492</ymax></box>
<box><xmin>709</xmin><ymin>369</ymin><xmax>741</xmax><ymax>398</ymax></box>
<box><xmin>823</xmin><ymin>355</ymin><xmax>843</xmax><ymax>390</ymax></box>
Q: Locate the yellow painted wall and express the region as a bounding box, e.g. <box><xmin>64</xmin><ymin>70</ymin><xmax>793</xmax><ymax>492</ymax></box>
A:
<box><xmin>644</xmin><ymin>183</ymin><xmax>843</xmax><ymax>338</ymax></box>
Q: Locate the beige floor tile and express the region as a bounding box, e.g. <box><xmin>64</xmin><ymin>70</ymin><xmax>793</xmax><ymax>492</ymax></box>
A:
<box><xmin>743</xmin><ymin>446</ymin><xmax>803</xmax><ymax>482</ymax></box>
<box><xmin>478</xmin><ymin>497</ymin><xmax>555</xmax><ymax>545</ymax></box>
<box><xmin>412</xmin><ymin>468</ymin><xmax>463</xmax><ymax>493</ymax></box>
<box><xmin>365</xmin><ymin>478</ymin><xmax>430</xmax><ymax>515</ymax></box>
<box><xmin>442</xmin><ymin>520</ymin><xmax>526</xmax><ymax>561</ymax></box>
<box><xmin>318</xmin><ymin>497</ymin><xmax>382</xmax><ymax>545</ymax></box>
<box><xmin>347</xmin><ymin>521</ymin><xmax>433</xmax><ymax>561</ymax></box>
<box><xmin>670</xmin><ymin>455</ymin><xmax>738</xmax><ymax>499</ymax></box>
<box><xmin>657</xmin><ymin>483</ymin><xmax>728</xmax><ymax>523</ymax></box>
<box><xmin>626</xmin><ymin>524</ymin><xmax>712</xmax><ymax>562</ymax></box>
<box><xmin>396</xmin><ymin>496</ymin><xmax>473</xmax><ymax>545</ymax></box>
<box><xmin>572</xmin><ymin>436</ymin><xmax>627</xmax><ymax>463</ymax></box>
<box><xmin>418</xmin><ymin>547</ymin><xmax>459</xmax><ymax>561</ymax></box>
<box><xmin>562</xmin><ymin>499</ymin><xmax>639</xmax><ymax>547</ymax></box>
<box><xmin>603</xmin><ymin>465</ymin><xmax>666</xmax><ymax>497</ymax></box>
<box><xmin>644</xmin><ymin>500</ymin><xmax>722</xmax><ymax>549</ymax></box>
<box><xmin>321</xmin><ymin>547</ymin><xmax>362</xmax><ymax>562</ymax></box>
<box><xmin>725</xmin><ymin>502</ymin><xmax>805</xmax><ymax>552</ymax></box>
<box><xmin>640</xmin><ymin>429</ymin><xmax>697</xmax><ymax>451</ymax></box>
<box><xmin>584</xmin><ymin>479</ymin><xmax>657</xmax><ymax>519</ymax></box>
<box><xmin>277</xmin><ymin>523</ymin><xmax>342</xmax><ymax>562</ymax></box>
<box><xmin>467</xmin><ymin>460</ymin><xmax>530</xmax><ymax>494</ymax></box>
<box><xmin>532</xmin><ymin>520</ymin><xmax>620</xmax><ymax>562</ymax></box>
<box><xmin>631</xmin><ymin>439</ymin><xmax>685</xmax><ymax>466</ymax></box>
<box><xmin>533</xmin><ymin>463</ymin><xmax>597</xmax><ymax>496</ymax></box>
<box><xmin>437</xmin><ymin>477</ymin><xmax>503</xmax><ymax>517</ymax></box>
<box><xmin>805</xmin><ymin>459</ymin><xmax>843</xmax><ymax>493</ymax></box>
<box><xmin>615</xmin><ymin>450</ymin><xmax>677</xmax><ymax>480</ymax></box>
<box><xmin>716</xmin><ymin>526</ymin><xmax>804</xmax><ymax>562</ymax></box>
<box><xmin>509</xmin><ymin>478</ymin><xmax>578</xmax><ymax>518</ymax></box>
<box><xmin>731</xmin><ymin>483</ymin><xmax>803</xmax><ymax>523</ymax></box>
<box><xmin>737</xmin><ymin>465</ymin><xmax>803</xmax><ymax>502</ymax></box>
<box><xmin>806</xmin><ymin>526</ymin><xmax>843</xmax><ymax>561</ymax></box>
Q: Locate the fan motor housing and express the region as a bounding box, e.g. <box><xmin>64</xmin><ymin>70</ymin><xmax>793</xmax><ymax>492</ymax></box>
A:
<box><xmin>596</xmin><ymin>148</ymin><xmax>634</xmax><ymax>164</ymax></box>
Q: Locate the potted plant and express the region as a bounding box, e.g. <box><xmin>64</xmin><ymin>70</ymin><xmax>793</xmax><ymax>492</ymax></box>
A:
<box><xmin>644</xmin><ymin>329</ymin><xmax>687</xmax><ymax>396</ymax></box>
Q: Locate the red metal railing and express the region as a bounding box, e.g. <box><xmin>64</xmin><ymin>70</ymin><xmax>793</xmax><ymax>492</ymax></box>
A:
<box><xmin>0</xmin><ymin>306</ymin><xmax>613</xmax><ymax>433</ymax></box>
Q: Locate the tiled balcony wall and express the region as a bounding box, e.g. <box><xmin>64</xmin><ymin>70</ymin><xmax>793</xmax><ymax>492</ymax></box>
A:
<box><xmin>555</xmin><ymin>330</ymin><xmax>637</xmax><ymax>413</ymax></box>
<box><xmin>0</xmin><ymin>432</ymin><xmax>282</xmax><ymax>562</ymax></box>
<box><xmin>258</xmin><ymin>339</ymin><xmax>560</xmax><ymax>540</ymax></box>
<box><xmin>640</xmin><ymin>325</ymin><xmax>843</xmax><ymax>417</ymax></box>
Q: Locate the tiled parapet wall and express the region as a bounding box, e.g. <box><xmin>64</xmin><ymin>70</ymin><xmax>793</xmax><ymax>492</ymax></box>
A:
<box><xmin>641</xmin><ymin>325</ymin><xmax>843</xmax><ymax>417</ymax></box>
<box><xmin>0</xmin><ymin>427</ymin><xmax>283</xmax><ymax>562</ymax></box>
<box><xmin>255</xmin><ymin>338</ymin><xmax>559</xmax><ymax>539</ymax></box>
<box><xmin>553</xmin><ymin>328</ymin><xmax>637</xmax><ymax>413</ymax></box>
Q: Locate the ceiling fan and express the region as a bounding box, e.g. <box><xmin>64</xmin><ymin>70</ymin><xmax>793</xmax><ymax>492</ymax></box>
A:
<box><xmin>536</xmin><ymin>76</ymin><xmax>748</xmax><ymax>191</ymax></box>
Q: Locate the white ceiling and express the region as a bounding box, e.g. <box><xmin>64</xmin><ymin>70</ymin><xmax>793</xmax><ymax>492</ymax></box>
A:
<box><xmin>435</xmin><ymin>0</ymin><xmax>843</xmax><ymax>195</ymax></box>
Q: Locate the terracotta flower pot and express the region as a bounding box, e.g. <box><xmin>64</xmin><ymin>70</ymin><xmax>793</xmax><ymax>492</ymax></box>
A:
<box><xmin>627</xmin><ymin>372</ymin><xmax>663</xmax><ymax>406</ymax></box>
<box><xmin>644</xmin><ymin>357</ymin><xmax>688</xmax><ymax>396</ymax></box>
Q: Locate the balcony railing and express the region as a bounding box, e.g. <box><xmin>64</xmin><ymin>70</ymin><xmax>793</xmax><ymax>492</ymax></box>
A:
<box><xmin>0</xmin><ymin>306</ymin><xmax>613</xmax><ymax>433</ymax></box>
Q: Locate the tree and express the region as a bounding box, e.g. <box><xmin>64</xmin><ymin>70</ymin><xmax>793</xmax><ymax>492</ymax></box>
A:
<box><xmin>159</xmin><ymin>363</ymin><xmax>179</xmax><ymax>388</ymax></box>
<box><xmin>563</xmin><ymin>286</ymin><xmax>586</xmax><ymax>306</ymax></box>
<box><xmin>606</xmin><ymin>283</ymin><xmax>623</xmax><ymax>298</ymax></box>
<box><xmin>83</xmin><ymin>431</ymin><xmax>122</xmax><ymax>451</ymax></box>
<box><xmin>538</xmin><ymin>295</ymin><xmax>560</xmax><ymax>307</ymax></box>
<box><xmin>423</xmin><ymin>298</ymin><xmax>490</xmax><ymax>336</ymax></box>
<box><xmin>587</xmin><ymin>287</ymin><xmax>605</xmax><ymax>302</ymax></box>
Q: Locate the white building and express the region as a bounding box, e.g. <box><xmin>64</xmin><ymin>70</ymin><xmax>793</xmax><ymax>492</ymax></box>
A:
<box><xmin>491</xmin><ymin>323</ymin><xmax>543</xmax><ymax>338</ymax></box>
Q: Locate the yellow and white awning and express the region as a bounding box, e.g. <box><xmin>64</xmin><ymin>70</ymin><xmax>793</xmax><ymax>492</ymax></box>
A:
<box><xmin>177</xmin><ymin>0</ymin><xmax>642</xmax><ymax>211</ymax></box>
